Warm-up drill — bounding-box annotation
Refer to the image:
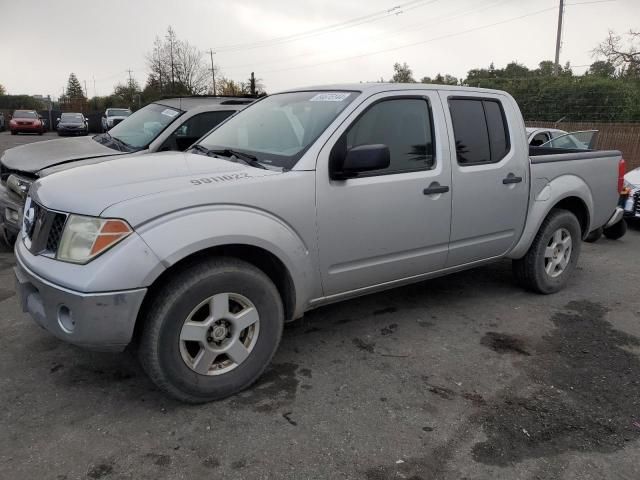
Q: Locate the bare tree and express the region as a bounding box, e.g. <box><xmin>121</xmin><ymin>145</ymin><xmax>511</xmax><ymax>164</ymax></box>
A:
<box><xmin>145</xmin><ymin>26</ymin><xmax>218</xmax><ymax>96</ymax></box>
<box><xmin>175</xmin><ymin>42</ymin><xmax>210</xmax><ymax>95</ymax></box>
<box><xmin>593</xmin><ymin>30</ymin><xmax>640</xmax><ymax>77</ymax></box>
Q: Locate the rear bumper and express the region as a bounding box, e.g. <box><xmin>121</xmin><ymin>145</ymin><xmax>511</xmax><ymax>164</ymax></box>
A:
<box><xmin>14</xmin><ymin>248</ymin><xmax>147</xmax><ymax>352</ymax></box>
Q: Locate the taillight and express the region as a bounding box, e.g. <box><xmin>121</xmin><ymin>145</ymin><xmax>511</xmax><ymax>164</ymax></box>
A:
<box><xmin>618</xmin><ymin>158</ymin><xmax>626</xmax><ymax>194</ymax></box>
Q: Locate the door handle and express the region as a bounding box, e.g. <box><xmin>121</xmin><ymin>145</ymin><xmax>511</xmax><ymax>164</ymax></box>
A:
<box><xmin>423</xmin><ymin>185</ymin><xmax>449</xmax><ymax>195</ymax></box>
<box><xmin>502</xmin><ymin>175</ymin><xmax>523</xmax><ymax>185</ymax></box>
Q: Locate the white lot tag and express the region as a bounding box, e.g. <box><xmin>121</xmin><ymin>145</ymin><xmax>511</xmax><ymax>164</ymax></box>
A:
<box><xmin>161</xmin><ymin>109</ymin><xmax>179</xmax><ymax>117</ymax></box>
<box><xmin>309</xmin><ymin>92</ymin><xmax>351</xmax><ymax>102</ymax></box>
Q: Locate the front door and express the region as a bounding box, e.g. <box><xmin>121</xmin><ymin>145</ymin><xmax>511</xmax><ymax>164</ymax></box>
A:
<box><xmin>316</xmin><ymin>91</ymin><xmax>452</xmax><ymax>296</ymax></box>
<box><xmin>439</xmin><ymin>92</ymin><xmax>529</xmax><ymax>267</ymax></box>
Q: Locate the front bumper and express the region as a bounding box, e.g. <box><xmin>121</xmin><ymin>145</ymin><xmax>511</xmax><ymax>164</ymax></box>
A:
<box><xmin>605</xmin><ymin>207</ymin><xmax>625</xmax><ymax>228</ymax></box>
<box><xmin>58</xmin><ymin>127</ymin><xmax>87</xmax><ymax>135</ymax></box>
<box><xmin>14</xmin><ymin>251</ymin><xmax>147</xmax><ymax>352</ymax></box>
<box><xmin>0</xmin><ymin>183</ymin><xmax>23</xmax><ymax>239</ymax></box>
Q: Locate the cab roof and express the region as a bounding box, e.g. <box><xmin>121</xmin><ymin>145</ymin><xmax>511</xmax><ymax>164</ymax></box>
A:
<box><xmin>154</xmin><ymin>96</ymin><xmax>256</xmax><ymax>111</ymax></box>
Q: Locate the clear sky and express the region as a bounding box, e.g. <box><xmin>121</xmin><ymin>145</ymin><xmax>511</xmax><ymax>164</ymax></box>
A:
<box><xmin>1</xmin><ymin>0</ymin><xmax>638</xmax><ymax>98</ymax></box>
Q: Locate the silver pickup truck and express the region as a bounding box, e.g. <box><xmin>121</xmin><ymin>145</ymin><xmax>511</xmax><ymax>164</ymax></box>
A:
<box><xmin>14</xmin><ymin>84</ymin><xmax>624</xmax><ymax>403</ymax></box>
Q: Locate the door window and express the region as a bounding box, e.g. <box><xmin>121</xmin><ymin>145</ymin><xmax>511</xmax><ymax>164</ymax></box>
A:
<box><xmin>449</xmin><ymin>98</ymin><xmax>510</xmax><ymax>165</ymax></box>
<box><xmin>343</xmin><ymin>98</ymin><xmax>434</xmax><ymax>175</ymax></box>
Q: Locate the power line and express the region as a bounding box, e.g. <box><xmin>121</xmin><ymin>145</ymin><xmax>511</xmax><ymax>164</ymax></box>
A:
<box><xmin>213</xmin><ymin>0</ymin><xmax>440</xmax><ymax>53</ymax></box>
<box><xmin>223</xmin><ymin>0</ymin><xmax>519</xmax><ymax>72</ymax></box>
<box><xmin>258</xmin><ymin>5</ymin><xmax>560</xmax><ymax>75</ymax></box>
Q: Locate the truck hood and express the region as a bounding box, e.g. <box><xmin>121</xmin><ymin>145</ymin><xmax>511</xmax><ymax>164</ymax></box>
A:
<box><xmin>31</xmin><ymin>151</ymin><xmax>280</xmax><ymax>217</ymax></box>
<box><xmin>0</xmin><ymin>135</ymin><xmax>125</xmax><ymax>174</ymax></box>
<box><xmin>626</xmin><ymin>167</ymin><xmax>640</xmax><ymax>188</ymax></box>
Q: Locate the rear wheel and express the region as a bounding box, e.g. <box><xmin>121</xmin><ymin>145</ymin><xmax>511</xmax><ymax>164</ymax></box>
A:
<box><xmin>513</xmin><ymin>209</ymin><xmax>581</xmax><ymax>294</ymax></box>
<box><xmin>603</xmin><ymin>219</ymin><xmax>627</xmax><ymax>240</ymax></box>
<box><xmin>138</xmin><ymin>257</ymin><xmax>284</xmax><ymax>403</ymax></box>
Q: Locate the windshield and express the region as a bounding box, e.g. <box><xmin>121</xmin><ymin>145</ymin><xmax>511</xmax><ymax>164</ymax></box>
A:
<box><xmin>107</xmin><ymin>109</ymin><xmax>131</xmax><ymax>117</ymax></box>
<box><xmin>14</xmin><ymin>111</ymin><xmax>38</xmax><ymax>119</ymax></box>
<box><xmin>106</xmin><ymin>103</ymin><xmax>183</xmax><ymax>149</ymax></box>
<box><xmin>61</xmin><ymin>113</ymin><xmax>84</xmax><ymax>121</ymax></box>
<box><xmin>541</xmin><ymin>131</ymin><xmax>598</xmax><ymax>150</ymax></box>
<box><xmin>198</xmin><ymin>91</ymin><xmax>358</xmax><ymax>169</ymax></box>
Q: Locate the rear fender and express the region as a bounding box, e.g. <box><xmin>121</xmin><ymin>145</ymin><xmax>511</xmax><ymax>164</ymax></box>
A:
<box><xmin>508</xmin><ymin>174</ymin><xmax>593</xmax><ymax>259</ymax></box>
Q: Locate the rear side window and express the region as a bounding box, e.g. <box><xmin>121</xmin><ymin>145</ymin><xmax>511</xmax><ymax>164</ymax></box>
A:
<box><xmin>345</xmin><ymin>98</ymin><xmax>434</xmax><ymax>175</ymax></box>
<box><xmin>449</xmin><ymin>98</ymin><xmax>510</xmax><ymax>165</ymax></box>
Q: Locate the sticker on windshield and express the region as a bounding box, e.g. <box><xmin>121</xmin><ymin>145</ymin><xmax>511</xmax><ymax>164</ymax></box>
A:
<box><xmin>161</xmin><ymin>109</ymin><xmax>179</xmax><ymax>118</ymax></box>
<box><xmin>309</xmin><ymin>92</ymin><xmax>351</xmax><ymax>102</ymax></box>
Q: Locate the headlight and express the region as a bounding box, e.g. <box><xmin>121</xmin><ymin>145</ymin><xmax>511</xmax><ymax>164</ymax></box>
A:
<box><xmin>7</xmin><ymin>174</ymin><xmax>32</xmax><ymax>199</ymax></box>
<box><xmin>57</xmin><ymin>214</ymin><xmax>132</xmax><ymax>264</ymax></box>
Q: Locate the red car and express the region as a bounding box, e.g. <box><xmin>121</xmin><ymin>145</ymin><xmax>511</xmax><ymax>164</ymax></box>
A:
<box><xmin>9</xmin><ymin>110</ymin><xmax>46</xmax><ymax>135</ymax></box>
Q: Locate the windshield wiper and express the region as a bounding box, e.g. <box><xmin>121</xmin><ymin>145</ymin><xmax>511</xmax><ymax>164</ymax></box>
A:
<box><xmin>190</xmin><ymin>144</ymin><xmax>211</xmax><ymax>156</ymax></box>
<box><xmin>209</xmin><ymin>148</ymin><xmax>267</xmax><ymax>170</ymax></box>
<box><xmin>109</xmin><ymin>135</ymin><xmax>133</xmax><ymax>152</ymax></box>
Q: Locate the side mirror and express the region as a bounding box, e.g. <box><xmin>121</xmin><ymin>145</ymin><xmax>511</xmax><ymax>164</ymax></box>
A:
<box><xmin>332</xmin><ymin>144</ymin><xmax>390</xmax><ymax>180</ymax></box>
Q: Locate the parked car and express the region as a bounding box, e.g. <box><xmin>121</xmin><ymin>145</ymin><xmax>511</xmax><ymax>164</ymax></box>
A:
<box><xmin>101</xmin><ymin>108</ymin><xmax>131</xmax><ymax>132</ymax></box>
<box><xmin>0</xmin><ymin>112</ymin><xmax>5</xmax><ymax>131</ymax></box>
<box><xmin>57</xmin><ymin>112</ymin><xmax>88</xmax><ymax>136</ymax></box>
<box><xmin>540</xmin><ymin>130</ymin><xmax>598</xmax><ymax>150</ymax></box>
<box><xmin>623</xmin><ymin>166</ymin><xmax>640</xmax><ymax>221</ymax></box>
<box><xmin>9</xmin><ymin>110</ymin><xmax>46</xmax><ymax>135</ymax></box>
<box><xmin>13</xmin><ymin>84</ymin><xmax>624</xmax><ymax>403</ymax></box>
<box><xmin>0</xmin><ymin>97</ymin><xmax>253</xmax><ymax>243</ymax></box>
<box><xmin>526</xmin><ymin>127</ymin><xmax>567</xmax><ymax>146</ymax></box>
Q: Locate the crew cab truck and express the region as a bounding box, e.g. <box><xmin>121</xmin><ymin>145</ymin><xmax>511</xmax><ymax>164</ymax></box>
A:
<box><xmin>14</xmin><ymin>84</ymin><xmax>624</xmax><ymax>403</ymax></box>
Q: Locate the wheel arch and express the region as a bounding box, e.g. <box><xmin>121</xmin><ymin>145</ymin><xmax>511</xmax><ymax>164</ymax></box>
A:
<box><xmin>508</xmin><ymin>174</ymin><xmax>594</xmax><ymax>259</ymax></box>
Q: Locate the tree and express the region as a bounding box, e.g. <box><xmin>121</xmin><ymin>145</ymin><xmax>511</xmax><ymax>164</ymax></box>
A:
<box><xmin>593</xmin><ymin>30</ymin><xmax>640</xmax><ymax>77</ymax></box>
<box><xmin>145</xmin><ymin>26</ymin><xmax>216</xmax><ymax>96</ymax></box>
<box><xmin>0</xmin><ymin>83</ymin><xmax>5</xmax><ymax>95</ymax></box>
<box><xmin>174</xmin><ymin>41</ymin><xmax>210</xmax><ymax>95</ymax></box>
<box><xmin>66</xmin><ymin>73</ymin><xmax>85</xmax><ymax>99</ymax></box>
<box><xmin>536</xmin><ymin>60</ymin><xmax>555</xmax><ymax>76</ymax></box>
<box><xmin>114</xmin><ymin>77</ymin><xmax>142</xmax><ymax>108</ymax></box>
<box><xmin>391</xmin><ymin>62</ymin><xmax>415</xmax><ymax>83</ymax></box>
<box><xmin>217</xmin><ymin>78</ymin><xmax>247</xmax><ymax>96</ymax></box>
<box><xmin>588</xmin><ymin>60</ymin><xmax>616</xmax><ymax>77</ymax></box>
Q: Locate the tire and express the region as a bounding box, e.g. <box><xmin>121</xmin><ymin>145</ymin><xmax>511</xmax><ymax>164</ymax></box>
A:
<box><xmin>513</xmin><ymin>208</ymin><xmax>582</xmax><ymax>294</ymax></box>
<box><xmin>138</xmin><ymin>257</ymin><xmax>284</xmax><ymax>403</ymax></box>
<box><xmin>10</xmin><ymin>131</ymin><xmax>16</xmax><ymax>135</ymax></box>
<box><xmin>603</xmin><ymin>219</ymin><xmax>627</xmax><ymax>240</ymax></box>
<box><xmin>584</xmin><ymin>228</ymin><xmax>602</xmax><ymax>243</ymax></box>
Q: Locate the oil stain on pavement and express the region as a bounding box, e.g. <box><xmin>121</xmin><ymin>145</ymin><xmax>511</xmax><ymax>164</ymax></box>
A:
<box><xmin>473</xmin><ymin>300</ymin><xmax>640</xmax><ymax>465</ymax></box>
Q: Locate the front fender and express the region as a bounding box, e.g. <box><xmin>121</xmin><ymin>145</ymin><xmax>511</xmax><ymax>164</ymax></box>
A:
<box><xmin>136</xmin><ymin>205</ymin><xmax>318</xmax><ymax>317</ymax></box>
<box><xmin>508</xmin><ymin>174</ymin><xmax>594</xmax><ymax>259</ymax></box>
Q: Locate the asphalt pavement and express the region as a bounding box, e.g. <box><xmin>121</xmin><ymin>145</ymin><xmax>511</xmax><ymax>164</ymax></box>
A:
<box><xmin>1</xmin><ymin>130</ymin><xmax>639</xmax><ymax>480</ymax></box>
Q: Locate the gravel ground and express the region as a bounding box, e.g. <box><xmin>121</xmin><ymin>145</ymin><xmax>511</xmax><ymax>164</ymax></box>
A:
<box><xmin>1</xmin><ymin>131</ymin><xmax>639</xmax><ymax>480</ymax></box>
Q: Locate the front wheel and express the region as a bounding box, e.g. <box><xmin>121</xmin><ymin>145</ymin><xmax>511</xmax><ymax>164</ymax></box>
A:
<box><xmin>603</xmin><ymin>219</ymin><xmax>627</xmax><ymax>240</ymax></box>
<box><xmin>513</xmin><ymin>209</ymin><xmax>582</xmax><ymax>294</ymax></box>
<box><xmin>584</xmin><ymin>228</ymin><xmax>602</xmax><ymax>243</ymax></box>
<box><xmin>138</xmin><ymin>257</ymin><xmax>284</xmax><ymax>403</ymax></box>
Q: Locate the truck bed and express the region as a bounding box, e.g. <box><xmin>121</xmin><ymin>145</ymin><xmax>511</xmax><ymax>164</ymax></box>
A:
<box><xmin>528</xmin><ymin>146</ymin><xmax>622</xmax><ymax>232</ymax></box>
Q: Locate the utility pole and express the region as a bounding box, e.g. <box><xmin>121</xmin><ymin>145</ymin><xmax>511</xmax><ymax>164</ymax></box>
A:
<box><xmin>250</xmin><ymin>72</ymin><xmax>256</xmax><ymax>96</ymax></box>
<box><xmin>209</xmin><ymin>49</ymin><xmax>216</xmax><ymax>95</ymax></box>
<box><xmin>127</xmin><ymin>69</ymin><xmax>134</xmax><ymax>84</ymax></box>
<box><xmin>84</xmin><ymin>80</ymin><xmax>88</xmax><ymax>98</ymax></box>
<box><xmin>554</xmin><ymin>0</ymin><xmax>565</xmax><ymax>75</ymax></box>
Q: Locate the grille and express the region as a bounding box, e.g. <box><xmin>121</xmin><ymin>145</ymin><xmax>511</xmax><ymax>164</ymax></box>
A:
<box><xmin>24</xmin><ymin>201</ymin><xmax>68</xmax><ymax>255</ymax></box>
<box><xmin>46</xmin><ymin>214</ymin><xmax>67</xmax><ymax>252</ymax></box>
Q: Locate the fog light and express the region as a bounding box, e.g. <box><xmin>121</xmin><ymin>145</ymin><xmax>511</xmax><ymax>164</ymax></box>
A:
<box><xmin>57</xmin><ymin>305</ymin><xmax>75</xmax><ymax>333</ymax></box>
<box><xmin>5</xmin><ymin>208</ymin><xmax>19</xmax><ymax>223</ymax></box>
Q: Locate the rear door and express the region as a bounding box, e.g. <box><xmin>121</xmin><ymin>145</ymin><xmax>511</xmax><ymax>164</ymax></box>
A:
<box><xmin>316</xmin><ymin>91</ymin><xmax>452</xmax><ymax>295</ymax></box>
<box><xmin>440</xmin><ymin>92</ymin><xmax>529</xmax><ymax>267</ymax></box>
